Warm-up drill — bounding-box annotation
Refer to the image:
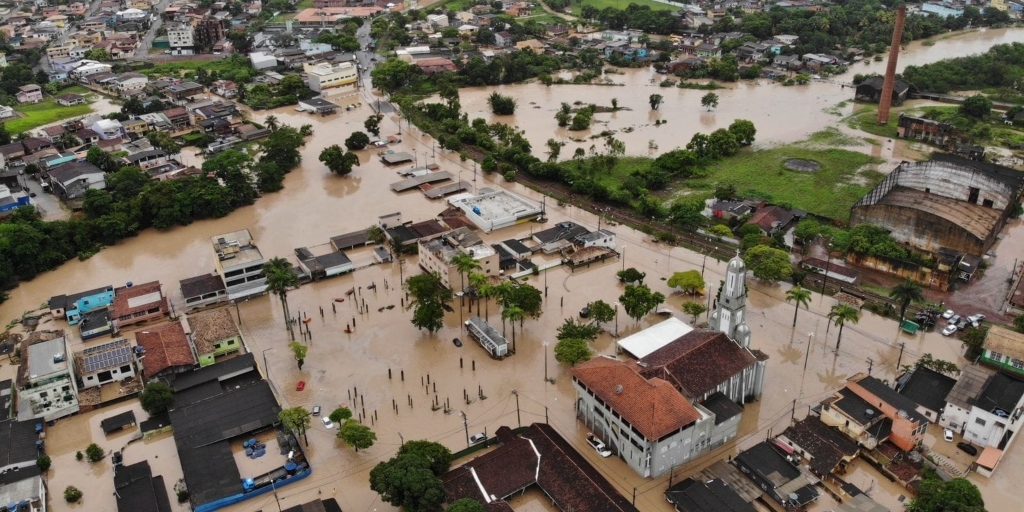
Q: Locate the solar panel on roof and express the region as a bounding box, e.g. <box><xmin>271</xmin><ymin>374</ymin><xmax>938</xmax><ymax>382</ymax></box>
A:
<box><xmin>82</xmin><ymin>340</ymin><xmax>133</xmax><ymax>373</ymax></box>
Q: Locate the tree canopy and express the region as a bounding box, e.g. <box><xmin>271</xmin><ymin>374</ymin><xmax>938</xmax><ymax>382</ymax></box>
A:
<box><xmin>619</xmin><ymin>284</ymin><xmax>665</xmax><ymax>323</ymax></box>
<box><xmin>370</xmin><ymin>441</ymin><xmax>451</xmax><ymax>512</ymax></box>
<box><xmin>555</xmin><ymin>338</ymin><xmax>593</xmax><ymax>366</ymax></box>
<box><xmin>338</xmin><ymin>419</ymin><xmax>376</xmax><ymax>451</ymax></box>
<box><xmin>556</xmin><ymin>318</ymin><xmax>600</xmax><ymax>342</ymax></box>
<box><xmin>907</xmin><ymin>472</ymin><xmax>984</xmax><ymax>512</ymax></box>
<box><xmin>744</xmin><ymin>245</ymin><xmax>793</xmax><ymax>282</ymax></box>
<box><xmin>405</xmin><ymin>272</ymin><xmax>454</xmax><ymax>333</ymax></box>
<box><xmin>140</xmin><ymin>382</ymin><xmax>174</xmax><ymax>415</ymax></box>
<box><xmin>320</xmin><ymin>144</ymin><xmax>360</xmax><ymax>175</ymax></box>
<box><xmin>668</xmin><ymin>270</ymin><xmax>705</xmax><ymax>294</ymax></box>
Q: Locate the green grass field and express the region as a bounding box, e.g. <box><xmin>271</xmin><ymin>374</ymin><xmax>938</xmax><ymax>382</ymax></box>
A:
<box><xmin>295</xmin><ymin>0</ymin><xmax>313</xmax><ymax>8</ymax></box>
<box><xmin>670</xmin><ymin>133</ymin><xmax>882</xmax><ymax>221</ymax></box>
<box><xmin>576</xmin><ymin>0</ymin><xmax>677</xmax><ymax>11</ymax></box>
<box><xmin>8</xmin><ymin>98</ymin><xmax>93</xmax><ymax>134</ymax></box>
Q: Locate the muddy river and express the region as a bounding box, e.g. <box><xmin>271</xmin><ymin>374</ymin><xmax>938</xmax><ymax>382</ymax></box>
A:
<box><xmin>5</xmin><ymin>28</ymin><xmax>1024</xmax><ymax>512</ymax></box>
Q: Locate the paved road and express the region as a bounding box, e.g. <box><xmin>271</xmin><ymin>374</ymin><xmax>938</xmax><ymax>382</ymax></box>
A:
<box><xmin>136</xmin><ymin>0</ymin><xmax>173</xmax><ymax>59</ymax></box>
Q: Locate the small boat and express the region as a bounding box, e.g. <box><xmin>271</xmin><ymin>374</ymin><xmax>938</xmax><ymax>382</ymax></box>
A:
<box><xmin>296</xmin><ymin>381</ymin><xmax>306</xmax><ymax>391</ymax></box>
<box><xmin>303</xmin><ymin>317</ymin><xmax>312</xmax><ymax>324</ymax></box>
<box><xmin>334</xmin><ymin>298</ymin><xmax>345</xmax><ymax>303</ymax></box>
<box><xmin>344</xmin><ymin>327</ymin><xmax>352</xmax><ymax>334</ymax></box>
<box><xmin>345</xmin><ymin>288</ymin><xmax>356</xmax><ymax>296</ymax></box>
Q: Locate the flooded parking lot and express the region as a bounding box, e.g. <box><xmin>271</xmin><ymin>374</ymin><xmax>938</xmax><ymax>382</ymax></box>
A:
<box><xmin>4</xmin><ymin>27</ymin><xmax>1024</xmax><ymax>512</ymax></box>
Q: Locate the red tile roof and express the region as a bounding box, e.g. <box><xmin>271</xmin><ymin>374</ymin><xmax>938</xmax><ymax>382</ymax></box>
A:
<box><xmin>572</xmin><ymin>357</ymin><xmax>702</xmax><ymax>440</ymax></box>
<box><xmin>747</xmin><ymin>205</ymin><xmax>793</xmax><ymax>233</ymax></box>
<box><xmin>135</xmin><ymin>321</ymin><xmax>195</xmax><ymax>376</ymax></box>
<box><xmin>443</xmin><ymin>424</ymin><xmax>638</xmax><ymax>512</ymax></box>
<box><xmin>636</xmin><ymin>329</ymin><xmax>757</xmax><ymax>399</ymax></box>
<box><xmin>113</xmin><ymin>281</ymin><xmax>168</xmax><ymax>318</ymax></box>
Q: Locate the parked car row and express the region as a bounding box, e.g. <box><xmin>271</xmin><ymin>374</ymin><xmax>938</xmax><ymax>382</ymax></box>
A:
<box><xmin>940</xmin><ymin>311</ymin><xmax>986</xmax><ymax>336</ymax></box>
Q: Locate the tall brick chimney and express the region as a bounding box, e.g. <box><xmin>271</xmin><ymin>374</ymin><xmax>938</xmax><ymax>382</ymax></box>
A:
<box><xmin>877</xmin><ymin>6</ymin><xmax>907</xmax><ymax>125</ymax></box>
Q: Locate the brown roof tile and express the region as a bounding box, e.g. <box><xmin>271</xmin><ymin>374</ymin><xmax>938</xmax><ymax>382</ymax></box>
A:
<box><xmin>113</xmin><ymin>281</ymin><xmax>168</xmax><ymax>318</ymax></box>
<box><xmin>572</xmin><ymin>357</ymin><xmax>701</xmax><ymax>440</ymax></box>
<box><xmin>136</xmin><ymin>321</ymin><xmax>195</xmax><ymax>376</ymax></box>
<box><xmin>186</xmin><ymin>308</ymin><xmax>240</xmax><ymax>355</ymax></box>
<box><xmin>637</xmin><ymin>329</ymin><xmax>757</xmax><ymax>399</ymax></box>
<box><xmin>443</xmin><ymin>424</ymin><xmax>638</xmax><ymax>512</ymax></box>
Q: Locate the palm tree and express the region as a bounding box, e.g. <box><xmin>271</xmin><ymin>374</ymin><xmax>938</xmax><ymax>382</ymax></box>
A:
<box><xmin>468</xmin><ymin>272</ymin><xmax>488</xmax><ymax>316</ymax></box>
<box><xmin>493</xmin><ymin>281</ymin><xmax>516</xmax><ymax>331</ymax></box>
<box><xmin>450</xmin><ymin>252</ymin><xmax>481</xmax><ymax>305</ymax></box>
<box><xmin>264</xmin><ymin>257</ymin><xmax>299</xmax><ymax>339</ymax></box>
<box><xmin>265</xmin><ymin>115</ymin><xmax>279</xmax><ymax>132</ymax></box>
<box><xmin>828</xmin><ymin>303</ymin><xmax>860</xmax><ymax>350</ymax></box>
<box><xmin>502</xmin><ymin>305</ymin><xmax>524</xmax><ymax>354</ymax></box>
<box><xmin>889</xmin><ymin>279</ymin><xmax>925</xmax><ymax>321</ymax></box>
<box><xmin>786</xmin><ymin>286</ymin><xmax>813</xmax><ymax>327</ymax></box>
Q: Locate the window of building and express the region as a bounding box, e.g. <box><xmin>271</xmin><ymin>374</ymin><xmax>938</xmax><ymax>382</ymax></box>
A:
<box><xmin>975</xmin><ymin>418</ymin><xmax>986</xmax><ymax>426</ymax></box>
<box><xmin>988</xmin><ymin>351</ymin><xmax>1005</xmax><ymax>362</ymax></box>
<box><xmin>1013</xmin><ymin>358</ymin><xmax>1024</xmax><ymax>370</ymax></box>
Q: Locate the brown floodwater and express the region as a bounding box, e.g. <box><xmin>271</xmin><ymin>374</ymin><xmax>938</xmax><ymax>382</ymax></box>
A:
<box><xmin>9</xmin><ymin>28</ymin><xmax>1024</xmax><ymax>512</ymax></box>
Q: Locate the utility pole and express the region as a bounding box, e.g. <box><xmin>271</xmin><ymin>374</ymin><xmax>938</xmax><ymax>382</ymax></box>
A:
<box><xmin>398</xmin><ymin>432</ymin><xmax>404</xmax><ymax>447</ymax></box>
<box><xmin>867</xmin><ymin>357</ymin><xmax>874</xmax><ymax>376</ymax></box>
<box><xmin>511</xmin><ymin>389</ymin><xmax>521</xmax><ymax>428</ymax></box>
<box><xmin>895</xmin><ymin>342</ymin><xmax>906</xmax><ymax>375</ymax></box>
<box><xmin>790</xmin><ymin>398</ymin><xmax>797</xmax><ymax>422</ymax></box>
<box><xmin>460</xmin><ymin>411</ymin><xmax>469</xmax><ymax>446</ymax></box>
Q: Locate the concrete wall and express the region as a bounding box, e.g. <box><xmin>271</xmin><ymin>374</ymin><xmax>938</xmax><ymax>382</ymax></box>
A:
<box><xmin>850</xmin><ymin>203</ymin><xmax>987</xmax><ymax>256</ymax></box>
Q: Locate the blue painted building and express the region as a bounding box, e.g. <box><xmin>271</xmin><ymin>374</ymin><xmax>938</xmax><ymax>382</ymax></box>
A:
<box><xmin>921</xmin><ymin>2</ymin><xmax>963</xmax><ymax>17</ymax></box>
<box><xmin>48</xmin><ymin>285</ymin><xmax>114</xmax><ymax>325</ymax></box>
<box><xmin>0</xmin><ymin>184</ymin><xmax>30</xmax><ymax>214</ymax></box>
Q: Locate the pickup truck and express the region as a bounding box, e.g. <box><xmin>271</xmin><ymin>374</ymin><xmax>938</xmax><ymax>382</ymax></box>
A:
<box><xmin>586</xmin><ymin>433</ymin><xmax>612</xmax><ymax>457</ymax></box>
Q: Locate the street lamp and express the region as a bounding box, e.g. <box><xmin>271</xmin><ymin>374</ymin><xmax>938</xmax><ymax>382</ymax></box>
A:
<box><xmin>821</xmin><ymin>242</ymin><xmax>833</xmax><ymax>295</ymax></box>
<box><xmin>614</xmin><ymin>302</ymin><xmax>619</xmax><ymax>337</ymax></box>
<box><xmin>262</xmin><ymin>348</ymin><xmax>275</xmax><ymax>379</ymax></box>
<box><xmin>542</xmin><ymin>341</ymin><xmax>550</xmax><ymax>383</ymax></box>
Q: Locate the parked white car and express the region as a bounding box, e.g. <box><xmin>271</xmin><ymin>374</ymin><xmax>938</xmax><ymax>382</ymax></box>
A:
<box><xmin>942</xmin><ymin>324</ymin><xmax>958</xmax><ymax>336</ymax></box>
<box><xmin>321</xmin><ymin>417</ymin><xmax>334</xmax><ymax>429</ymax></box>
<box><xmin>586</xmin><ymin>433</ymin><xmax>612</xmax><ymax>457</ymax></box>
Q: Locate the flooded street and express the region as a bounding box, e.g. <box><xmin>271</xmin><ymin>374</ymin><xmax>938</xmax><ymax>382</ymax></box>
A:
<box><xmin>4</xmin><ymin>27</ymin><xmax>1024</xmax><ymax>512</ymax></box>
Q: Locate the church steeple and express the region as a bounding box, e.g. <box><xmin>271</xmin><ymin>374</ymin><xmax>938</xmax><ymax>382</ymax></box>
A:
<box><xmin>709</xmin><ymin>251</ymin><xmax>751</xmax><ymax>348</ymax></box>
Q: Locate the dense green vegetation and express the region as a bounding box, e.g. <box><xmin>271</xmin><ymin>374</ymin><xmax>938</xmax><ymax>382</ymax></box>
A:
<box><xmin>902</xmin><ymin>41</ymin><xmax>1024</xmax><ymax>94</ymax></box>
<box><xmin>8</xmin><ymin>98</ymin><xmax>94</xmax><ymax>133</ymax></box>
<box><xmin>0</xmin><ymin>127</ymin><xmax>309</xmax><ymax>304</ymax></box>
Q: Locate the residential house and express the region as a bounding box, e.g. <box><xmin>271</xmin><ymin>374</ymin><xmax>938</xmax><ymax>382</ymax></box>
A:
<box><xmin>179</xmin><ymin>273</ymin><xmax>228</xmax><ymax>311</ymax></box>
<box><xmin>55</xmin><ymin>92</ymin><xmax>86</xmax><ymax>106</ymax></box>
<box><xmin>75</xmin><ymin>338</ymin><xmax>138</xmax><ymax>389</ymax></box>
<box><xmin>746</xmin><ymin>205</ymin><xmax>794</xmax><ymax>235</ymax></box>
<box><xmin>91</xmin><ymin>118</ymin><xmax>124</xmax><ymax>140</ymax></box>
<box><xmin>896</xmin><ymin>366</ymin><xmax>957</xmax><ymax>423</ymax></box>
<box><xmin>418</xmin><ymin>227</ymin><xmax>498</xmax><ymax>292</ymax></box>
<box><xmin>15</xmin><ymin>84</ymin><xmax>42</xmax><ymax>103</ymax></box>
<box><xmin>112</xmin><ymin>281</ymin><xmax>169</xmax><ymax>330</ymax></box>
<box><xmin>0</xmin><ymin>466</ymin><xmax>47</xmax><ymax>512</ymax></box>
<box><xmin>70</xmin><ymin>60</ymin><xmax>113</xmax><ymax>80</ymax></box>
<box><xmin>962</xmin><ymin>370</ymin><xmax>1024</xmax><ymax>448</ymax></box>
<box><xmin>426</xmin><ymin>13</ymin><xmax>449</xmax><ymax>28</ymax></box>
<box><xmin>732</xmin><ymin>441</ymin><xmax>819</xmax><ymax>507</ymax></box>
<box><xmin>108</xmin><ymin>72</ymin><xmax>149</xmax><ymax>96</ymax></box>
<box><xmin>46</xmin><ymin>161</ymin><xmax>107</xmax><ymax>202</ymax></box>
<box><xmin>443</xmin><ymin>424</ymin><xmax>640</xmax><ymax>512</ymax></box>
<box><xmin>163</xmin><ymin>81</ymin><xmax>205</xmax><ymax>103</ymax></box>
<box><xmin>16</xmin><ymin>333</ymin><xmax>80</xmax><ymax>421</ymax></box>
<box><xmin>664</xmin><ymin>478</ymin><xmax>756</xmax><ymax>512</ymax></box>
<box><xmin>980</xmin><ymin>326</ymin><xmax>1024</xmax><ymax>376</ymax></box>
<box><xmin>161</xmin><ymin>106</ymin><xmax>191</xmax><ymax>130</ymax></box>
<box><xmin>75</xmin><ymin>128</ymin><xmax>100</xmax><ymax>145</ymax></box>
<box><xmin>414</xmin><ymin>57</ymin><xmax>456</xmax><ymax>75</ymax></box>
<box><xmin>80</xmin><ymin>308</ymin><xmax>114</xmax><ymax>340</ymax></box>
<box><xmin>777</xmin><ymin>416</ymin><xmax>860</xmax><ymax>477</ymax></box>
<box><xmin>572</xmin><ymin>356</ymin><xmax>718</xmax><ymax>478</ymax></box>
<box><xmin>186</xmin><ymin>308</ymin><xmax>243</xmax><ymax>366</ymax></box>
<box><xmin>124</xmin><ymin>148</ymin><xmax>170</xmax><ymax>170</ymax></box>
<box><xmin>494</xmin><ymin>30</ymin><xmax>513</xmax><ymax>47</ymax></box>
<box><xmin>504</xmin><ymin>2</ymin><xmax>531</xmax><ymax>16</ymax></box>
<box><xmin>211</xmin><ymin>79</ymin><xmax>237</xmax><ymax>98</ymax></box>
<box><xmin>820</xmin><ymin>373</ymin><xmax>928</xmax><ymax>452</ymax></box>
<box><xmin>695</xmin><ymin>43</ymin><xmax>721</xmax><ymax>59</ymax></box>
<box><xmin>135</xmin><ymin>321</ymin><xmax>197</xmax><ymax>380</ymax></box>
<box><xmin>121</xmin><ymin>118</ymin><xmax>149</xmax><ymax>140</ymax></box>
<box><xmin>211</xmin><ymin>229</ymin><xmax>267</xmax><ymax>300</ymax></box>
<box><xmin>21</xmin><ymin>137</ymin><xmax>53</xmax><ymax>154</ymax></box>
<box><xmin>710</xmin><ymin>200</ymin><xmax>753</xmax><ymax>219</ymax></box>
<box><xmin>48</xmin><ymin>285</ymin><xmax>114</xmax><ymax>324</ymax></box>
<box><xmin>41</xmin><ymin>125</ymin><xmax>66</xmax><ymax>142</ymax></box>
